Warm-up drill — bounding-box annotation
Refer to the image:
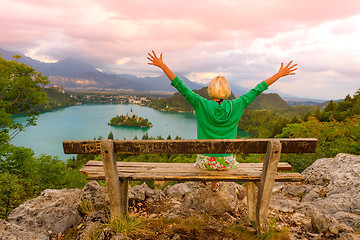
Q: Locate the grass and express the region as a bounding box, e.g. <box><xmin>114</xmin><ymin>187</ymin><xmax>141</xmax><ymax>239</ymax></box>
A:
<box><xmin>72</xmin><ymin>215</ymin><xmax>146</xmax><ymax>240</ymax></box>
<box><xmin>132</xmin><ymin>215</ymin><xmax>290</xmax><ymax>240</ymax></box>
<box><xmin>59</xmin><ymin>213</ymin><xmax>291</xmax><ymax>240</ymax></box>
<box><xmin>227</xmin><ymin>218</ymin><xmax>290</xmax><ymax>240</ymax></box>
<box><xmin>77</xmin><ymin>200</ymin><xmax>96</xmax><ymax>216</ymax></box>
<box><xmin>106</xmin><ymin>216</ymin><xmax>145</xmax><ymax>237</ymax></box>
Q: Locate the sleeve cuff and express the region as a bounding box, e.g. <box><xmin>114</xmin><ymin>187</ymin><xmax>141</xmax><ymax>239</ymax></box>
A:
<box><xmin>258</xmin><ymin>81</ymin><xmax>269</xmax><ymax>91</ymax></box>
<box><xmin>171</xmin><ymin>76</ymin><xmax>181</xmax><ymax>87</ymax></box>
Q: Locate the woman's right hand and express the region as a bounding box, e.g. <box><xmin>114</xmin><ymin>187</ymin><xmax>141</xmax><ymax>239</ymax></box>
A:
<box><xmin>147</xmin><ymin>50</ymin><xmax>165</xmax><ymax>69</ymax></box>
<box><xmin>147</xmin><ymin>50</ymin><xmax>176</xmax><ymax>81</ymax></box>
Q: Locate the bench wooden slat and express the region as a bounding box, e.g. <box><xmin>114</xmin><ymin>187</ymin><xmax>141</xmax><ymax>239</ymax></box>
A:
<box><xmin>79</xmin><ymin>162</ymin><xmax>301</xmax><ymax>182</ymax></box>
<box><xmin>79</xmin><ymin>162</ymin><xmax>293</xmax><ymax>175</ymax></box>
<box><xmin>83</xmin><ymin>171</ymin><xmax>302</xmax><ymax>182</ymax></box>
<box><xmin>81</xmin><ymin>161</ymin><xmax>292</xmax><ymax>171</ymax></box>
<box><xmin>63</xmin><ymin>138</ymin><xmax>317</xmax><ymax>154</ymax></box>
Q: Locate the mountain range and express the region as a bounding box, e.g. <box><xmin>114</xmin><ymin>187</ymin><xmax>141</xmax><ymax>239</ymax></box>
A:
<box><xmin>1</xmin><ymin>48</ymin><xmax>252</xmax><ymax>94</ymax></box>
<box><xmin>0</xmin><ymin>47</ymin><xmax>328</xmax><ymax>103</ymax></box>
<box><xmin>0</xmin><ymin>48</ymin><xmax>206</xmax><ymax>92</ymax></box>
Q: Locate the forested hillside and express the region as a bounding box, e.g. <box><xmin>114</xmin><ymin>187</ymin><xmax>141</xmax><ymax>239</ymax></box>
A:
<box><xmin>277</xmin><ymin>89</ymin><xmax>360</xmax><ymax>172</ymax></box>
<box><xmin>33</xmin><ymin>87</ymin><xmax>77</xmax><ymax>112</ymax></box>
<box><xmin>247</xmin><ymin>93</ymin><xmax>289</xmax><ymax>110</ymax></box>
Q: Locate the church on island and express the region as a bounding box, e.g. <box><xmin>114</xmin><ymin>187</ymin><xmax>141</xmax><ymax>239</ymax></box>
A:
<box><xmin>108</xmin><ymin>109</ymin><xmax>152</xmax><ymax>128</ymax></box>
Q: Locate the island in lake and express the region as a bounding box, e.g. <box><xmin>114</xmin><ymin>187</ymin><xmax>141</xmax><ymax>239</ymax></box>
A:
<box><xmin>108</xmin><ymin>109</ymin><xmax>152</xmax><ymax>128</ymax></box>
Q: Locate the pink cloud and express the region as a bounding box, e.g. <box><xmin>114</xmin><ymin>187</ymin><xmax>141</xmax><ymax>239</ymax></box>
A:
<box><xmin>1</xmin><ymin>0</ymin><xmax>360</xmax><ymax>99</ymax></box>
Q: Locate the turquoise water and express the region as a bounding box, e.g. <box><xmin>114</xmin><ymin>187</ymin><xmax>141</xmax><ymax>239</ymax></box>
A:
<box><xmin>11</xmin><ymin>104</ymin><xmax>249</xmax><ymax>160</ymax></box>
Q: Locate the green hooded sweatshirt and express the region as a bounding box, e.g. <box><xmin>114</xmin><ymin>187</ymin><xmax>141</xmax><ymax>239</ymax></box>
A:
<box><xmin>171</xmin><ymin>76</ymin><xmax>268</xmax><ymax>156</ymax></box>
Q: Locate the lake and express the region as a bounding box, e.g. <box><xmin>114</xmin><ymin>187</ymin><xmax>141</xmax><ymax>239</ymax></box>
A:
<box><xmin>11</xmin><ymin>104</ymin><xmax>249</xmax><ymax>160</ymax></box>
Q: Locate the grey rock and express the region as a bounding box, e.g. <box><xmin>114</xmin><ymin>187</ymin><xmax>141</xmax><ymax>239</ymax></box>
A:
<box><xmin>6</xmin><ymin>188</ymin><xmax>82</xmax><ymax>237</ymax></box>
<box><xmin>333</xmin><ymin>212</ymin><xmax>360</xmax><ymax>231</ymax></box>
<box><xmin>290</xmin><ymin>212</ymin><xmax>311</xmax><ymax>227</ymax></box>
<box><xmin>267</xmin><ymin>154</ymin><xmax>360</xmax><ymax>239</ymax></box>
<box><xmin>282</xmin><ymin>184</ymin><xmax>311</xmax><ymax>197</ymax></box>
<box><xmin>183</xmin><ymin>182</ymin><xmax>245</xmax><ymax>216</ymax></box>
<box><xmin>141</xmin><ymin>182</ymin><xmax>166</xmax><ymax>201</ymax></box>
<box><xmin>270</xmin><ymin>196</ymin><xmax>299</xmax><ymax>213</ymax></box>
<box><xmin>309</xmin><ymin>194</ymin><xmax>355</xmax><ymax>214</ymax></box>
<box><xmin>311</xmin><ymin>211</ymin><xmax>352</xmax><ymax>237</ymax></box>
<box><xmin>82</xmin><ymin>181</ymin><xmax>107</xmax><ymax>209</ymax></box>
<box><xmin>0</xmin><ymin>219</ymin><xmax>48</xmax><ymax>240</ymax></box>
<box><xmin>78</xmin><ymin>221</ymin><xmax>102</xmax><ymax>240</ymax></box>
<box><xmin>129</xmin><ymin>184</ymin><xmax>146</xmax><ymax>201</ymax></box>
<box><xmin>221</xmin><ymin>212</ymin><xmax>236</xmax><ymax>222</ymax></box>
<box><xmin>78</xmin><ymin>210</ymin><xmax>108</xmax><ymax>239</ymax></box>
<box><xmin>86</xmin><ymin>210</ymin><xmax>108</xmax><ymax>224</ymax></box>
<box><xmin>301</xmin><ymin>186</ymin><xmax>321</xmax><ymax>202</ymax></box>
<box><xmin>164</xmin><ymin>182</ymin><xmax>193</xmax><ymax>199</ymax></box>
<box><xmin>129</xmin><ymin>182</ymin><xmax>165</xmax><ymax>202</ymax></box>
<box><xmin>302</xmin><ymin>153</ymin><xmax>360</xmax><ymax>195</ymax></box>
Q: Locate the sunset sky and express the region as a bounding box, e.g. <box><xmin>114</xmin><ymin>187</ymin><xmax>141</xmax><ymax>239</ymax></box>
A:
<box><xmin>1</xmin><ymin>0</ymin><xmax>360</xmax><ymax>100</ymax></box>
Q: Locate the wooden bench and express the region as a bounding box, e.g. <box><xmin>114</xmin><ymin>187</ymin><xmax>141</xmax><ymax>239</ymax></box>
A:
<box><xmin>63</xmin><ymin>138</ymin><xmax>317</xmax><ymax>234</ymax></box>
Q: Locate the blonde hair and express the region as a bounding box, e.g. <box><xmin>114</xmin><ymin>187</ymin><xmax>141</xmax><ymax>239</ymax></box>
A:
<box><xmin>207</xmin><ymin>76</ymin><xmax>231</xmax><ymax>100</ymax></box>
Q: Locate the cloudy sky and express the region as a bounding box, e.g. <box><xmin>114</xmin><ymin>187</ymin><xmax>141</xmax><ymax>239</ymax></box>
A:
<box><xmin>1</xmin><ymin>0</ymin><xmax>359</xmax><ymax>100</ymax></box>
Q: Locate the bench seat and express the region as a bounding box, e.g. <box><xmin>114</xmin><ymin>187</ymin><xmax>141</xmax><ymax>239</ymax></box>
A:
<box><xmin>80</xmin><ymin>161</ymin><xmax>302</xmax><ymax>182</ymax></box>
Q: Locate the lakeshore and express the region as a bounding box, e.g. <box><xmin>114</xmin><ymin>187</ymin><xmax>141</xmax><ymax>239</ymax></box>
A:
<box><xmin>11</xmin><ymin>103</ymin><xmax>250</xmax><ymax>160</ymax></box>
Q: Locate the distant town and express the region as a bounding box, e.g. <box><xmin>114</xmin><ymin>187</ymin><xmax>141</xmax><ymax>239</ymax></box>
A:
<box><xmin>67</xmin><ymin>90</ymin><xmax>166</xmax><ymax>106</ymax></box>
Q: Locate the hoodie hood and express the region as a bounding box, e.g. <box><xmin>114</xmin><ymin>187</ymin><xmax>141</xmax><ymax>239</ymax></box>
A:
<box><xmin>207</xmin><ymin>100</ymin><xmax>233</xmax><ymax>123</ymax></box>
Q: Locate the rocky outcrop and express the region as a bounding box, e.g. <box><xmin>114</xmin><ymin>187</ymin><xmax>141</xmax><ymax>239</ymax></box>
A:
<box><xmin>270</xmin><ymin>153</ymin><xmax>360</xmax><ymax>239</ymax></box>
<box><xmin>3</xmin><ymin>188</ymin><xmax>82</xmax><ymax>239</ymax></box>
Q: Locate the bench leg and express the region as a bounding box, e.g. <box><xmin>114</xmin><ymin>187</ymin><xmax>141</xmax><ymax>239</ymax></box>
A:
<box><xmin>256</xmin><ymin>140</ymin><xmax>281</xmax><ymax>234</ymax></box>
<box><xmin>101</xmin><ymin>139</ymin><xmax>122</xmax><ymax>220</ymax></box>
<box><xmin>246</xmin><ymin>182</ymin><xmax>257</xmax><ymax>223</ymax></box>
<box><xmin>120</xmin><ymin>179</ymin><xmax>129</xmax><ymax>217</ymax></box>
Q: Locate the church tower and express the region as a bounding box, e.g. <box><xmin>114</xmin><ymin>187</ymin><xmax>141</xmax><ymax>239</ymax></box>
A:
<box><xmin>130</xmin><ymin>108</ymin><xmax>133</xmax><ymax>118</ymax></box>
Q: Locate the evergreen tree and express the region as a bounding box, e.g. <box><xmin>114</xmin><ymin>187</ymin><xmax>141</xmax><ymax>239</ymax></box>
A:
<box><xmin>107</xmin><ymin>131</ymin><xmax>114</xmax><ymax>140</ymax></box>
<box><xmin>290</xmin><ymin>116</ymin><xmax>299</xmax><ymax>124</ymax></box>
<box><xmin>324</xmin><ymin>100</ymin><xmax>336</xmax><ymax>112</ymax></box>
<box><xmin>314</xmin><ymin>107</ymin><xmax>322</xmax><ymax>121</ymax></box>
<box><xmin>142</xmin><ymin>133</ymin><xmax>149</xmax><ymax>140</ymax></box>
<box><xmin>353</xmin><ymin>98</ymin><xmax>360</xmax><ymax>115</ymax></box>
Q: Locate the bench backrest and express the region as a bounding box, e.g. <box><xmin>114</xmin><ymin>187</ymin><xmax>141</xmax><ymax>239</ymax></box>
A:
<box><xmin>63</xmin><ymin>138</ymin><xmax>317</xmax><ymax>155</ymax></box>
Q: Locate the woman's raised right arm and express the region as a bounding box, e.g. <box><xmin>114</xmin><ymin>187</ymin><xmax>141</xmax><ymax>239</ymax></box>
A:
<box><xmin>147</xmin><ymin>50</ymin><xmax>176</xmax><ymax>81</ymax></box>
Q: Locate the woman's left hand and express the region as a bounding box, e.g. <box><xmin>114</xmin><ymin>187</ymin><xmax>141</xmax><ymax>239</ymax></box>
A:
<box><xmin>277</xmin><ymin>61</ymin><xmax>298</xmax><ymax>77</ymax></box>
